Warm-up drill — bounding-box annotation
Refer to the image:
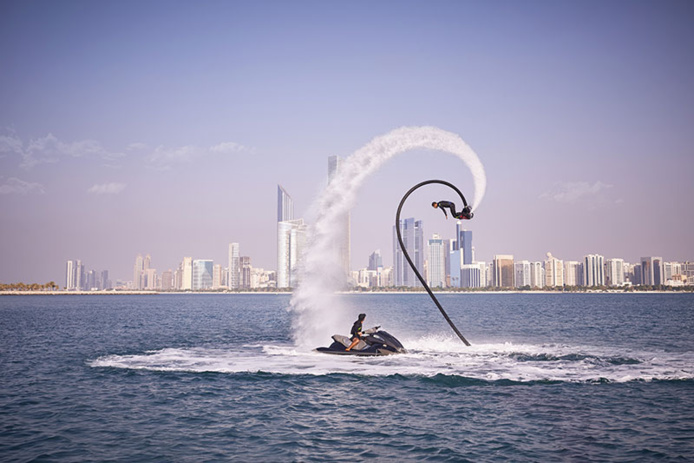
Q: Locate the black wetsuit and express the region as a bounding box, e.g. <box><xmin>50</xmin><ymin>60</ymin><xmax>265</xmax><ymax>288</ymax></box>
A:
<box><xmin>350</xmin><ymin>320</ymin><xmax>363</xmax><ymax>341</ymax></box>
<box><xmin>435</xmin><ymin>201</ymin><xmax>465</xmax><ymax>219</ymax></box>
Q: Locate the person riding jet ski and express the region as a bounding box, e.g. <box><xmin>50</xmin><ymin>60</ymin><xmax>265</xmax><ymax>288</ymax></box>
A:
<box><xmin>345</xmin><ymin>313</ymin><xmax>366</xmax><ymax>351</ymax></box>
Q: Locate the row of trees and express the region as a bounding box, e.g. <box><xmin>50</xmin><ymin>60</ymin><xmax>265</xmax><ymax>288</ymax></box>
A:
<box><xmin>0</xmin><ymin>282</ymin><xmax>59</xmax><ymax>291</ymax></box>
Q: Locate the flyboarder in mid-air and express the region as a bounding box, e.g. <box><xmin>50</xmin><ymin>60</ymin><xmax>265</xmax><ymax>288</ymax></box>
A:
<box><xmin>432</xmin><ymin>201</ymin><xmax>473</xmax><ymax>220</ymax></box>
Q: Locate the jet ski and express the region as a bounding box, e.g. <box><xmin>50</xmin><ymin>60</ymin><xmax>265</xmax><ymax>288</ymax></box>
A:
<box><xmin>316</xmin><ymin>326</ymin><xmax>406</xmax><ymax>356</ymax></box>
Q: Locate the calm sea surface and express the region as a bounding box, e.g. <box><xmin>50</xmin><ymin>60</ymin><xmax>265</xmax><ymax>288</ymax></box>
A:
<box><xmin>1</xmin><ymin>293</ymin><xmax>693</xmax><ymax>462</ymax></box>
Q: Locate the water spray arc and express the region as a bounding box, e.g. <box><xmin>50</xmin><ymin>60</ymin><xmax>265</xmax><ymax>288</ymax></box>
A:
<box><xmin>290</xmin><ymin>126</ymin><xmax>486</xmax><ymax>349</ymax></box>
<box><xmin>396</xmin><ymin>180</ymin><xmax>472</xmax><ymax>346</ymax></box>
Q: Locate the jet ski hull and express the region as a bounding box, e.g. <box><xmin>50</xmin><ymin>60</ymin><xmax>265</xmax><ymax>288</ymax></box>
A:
<box><xmin>315</xmin><ymin>330</ymin><xmax>405</xmax><ymax>356</ymax></box>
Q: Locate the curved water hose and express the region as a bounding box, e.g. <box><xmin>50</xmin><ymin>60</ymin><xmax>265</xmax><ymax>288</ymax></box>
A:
<box><xmin>395</xmin><ymin>180</ymin><xmax>472</xmax><ymax>346</ymax></box>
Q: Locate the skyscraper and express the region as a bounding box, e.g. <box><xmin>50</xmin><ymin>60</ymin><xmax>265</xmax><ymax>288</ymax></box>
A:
<box><xmin>456</xmin><ymin>223</ymin><xmax>473</xmax><ymax>265</ymax></box>
<box><xmin>640</xmin><ymin>256</ymin><xmax>663</xmax><ymax>286</ymax></box>
<box><xmin>393</xmin><ymin>218</ymin><xmax>424</xmax><ymax>287</ymax></box>
<box><xmin>328</xmin><ymin>155</ymin><xmax>351</xmax><ymax>279</ymax></box>
<box><xmin>192</xmin><ymin>259</ymin><xmax>214</xmax><ymax>290</ymax></box>
<box><xmin>605</xmin><ymin>258</ymin><xmax>625</xmax><ymax>286</ymax></box>
<box><xmin>427</xmin><ymin>234</ymin><xmax>446</xmax><ymax>288</ymax></box>
<box><xmin>514</xmin><ymin>260</ymin><xmax>531</xmax><ymax>288</ymax></box>
<box><xmin>181</xmin><ymin>257</ymin><xmax>193</xmax><ymax>290</ymax></box>
<box><xmin>545</xmin><ymin>252</ymin><xmax>564</xmax><ymax>288</ymax></box>
<box><xmin>530</xmin><ymin>262</ymin><xmax>544</xmax><ymax>288</ymax></box>
<box><xmin>584</xmin><ymin>254</ymin><xmax>605</xmax><ymax>286</ymax></box>
<box><xmin>493</xmin><ymin>255</ymin><xmax>514</xmax><ymax>288</ymax></box>
<box><xmin>277</xmin><ymin>219</ymin><xmax>307</xmax><ymax>288</ymax></box>
<box><xmin>368</xmin><ymin>250</ymin><xmax>383</xmax><ymax>271</ymax></box>
<box><xmin>240</xmin><ymin>256</ymin><xmax>252</xmax><ymax>289</ymax></box>
<box><xmin>277</xmin><ymin>185</ymin><xmax>301</xmax><ymax>288</ymax></box>
<box><xmin>277</xmin><ymin>185</ymin><xmax>294</xmax><ymax>222</ymax></box>
<box><xmin>228</xmin><ymin>242</ymin><xmax>240</xmax><ymax>289</ymax></box>
<box><xmin>65</xmin><ymin>260</ymin><xmax>78</xmax><ymax>290</ymax></box>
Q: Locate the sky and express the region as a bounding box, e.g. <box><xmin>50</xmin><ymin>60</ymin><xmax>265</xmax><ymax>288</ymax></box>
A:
<box><xmin>1</xmin><ymin>0</ymin><xmax>693</xmax><ymax>284</ymax></box>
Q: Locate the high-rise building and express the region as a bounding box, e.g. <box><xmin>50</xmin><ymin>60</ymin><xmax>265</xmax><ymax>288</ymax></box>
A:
<box><xmin>640</xmin><ymin>256</ymin><xmax>663</xmax><ymax>286</ymax></box>
<box><xmin>212</xmin><ymin>264</ymin><xmax>223</xmax><ymax>289</ymax></box>
<box><xmin>605</xmin><ymin>258</ymin><xmax>625</xmax><ymax>286</ymax></box>
<box><xmin>461</xmin><ymin>263</ymin><xmax>484</xmax><ymax>288</ymax></box>
<box><xmin>228</xmin><ymin>243</ymin><xmax>240</xmax><ymax>289</ymax></box>
<box><xmin>427</xmin><ymin>234</ymin><xmax>446</xmax><ymax>288</ymax></box>
<box><xmin>240</xmin><ymin>256</ymin><xmax>252</xmax><ymax>289</ymax></box>
<box><xmin>393</xmin><ymin>218</ymin><xmax>424</xmax><ymax>287</ymax></box>
<box><xmin>564</xmin><ymin>261</ymin><xmax>581</xmax><ymax>286</ymax></box>
<box><xmin>132</xmin><ymin>254</ymin><xmax>151</xmax><ymax>290</ymax></box>
<box><xmin>328</xmin><ymin>155</ymin><xmax>351</xmax><ymax>279</ymax></box>
<box><xmin>493</xmin><ymin>255</ymin><xmax>514</xmax><ymax>288</ymax></box>
<box><xmin>449</xmin><ymin>243</ymin><xmax>462</xmax><ymax>288</ymax></box>
<box><xmin>277</xmin><ymin>185</ymin><xmax>294</xmax><ymax>222</ymax></box>
<box><xmin>181</xmin><ymin>257</ymin><xmax>193</xmax><ymax>290</ymax></box>
<box><xmin>530</xmin><ymin>262</ymin><xmax>544</xmax><ymax>288</ymax></box>
<box><xmin>368</xmin><ymin>250</ymin><xmax>383</xmax><ymax>271</ymax></box>
<box><xmin>192</xmin><ymin>259</ymin><xmax>214</xmax><ymax>290</ymax></box>
<box><xmin>584</xmin><ymin>254</ymin><xmax>605</xmax><ymax>286</ymax></box>
<box><xmin>277</xmin><ymin>185</ymin><xmax>306</xmax><ymax>288</ymax></box>
<box><xmin>514</xmin><ymin>260</ymin><xmax>531</xmax><ymax>288</ymax></box>
<box><xmin>161</xmin><ymin>270</ymin><xmax>174</xmax><ymax>290</ymax></box>
<box><xmin>277</xmin><ymin>219</ymin><xmax>307</xmax><ymax>288</ymax></box>
<box><xmin>65</xmin><ymin>260</ymin><xmax>78</xmax><ymax>290</ymax></box>
<box><xmin>545</xmin><ymin>252</ymin><xmax>564</xmax><ymax>288</ymax></box>
<box><xmin>456</xmin><ymin>224</ymin><xmax>473</xmax><ymax>265</ymax></box>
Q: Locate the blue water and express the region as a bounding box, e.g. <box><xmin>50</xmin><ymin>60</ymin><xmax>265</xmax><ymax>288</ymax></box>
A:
<box><xmin>1</xmin><ymin>293</ymin><xmax>693</xmax><ymax>461</ymax></box>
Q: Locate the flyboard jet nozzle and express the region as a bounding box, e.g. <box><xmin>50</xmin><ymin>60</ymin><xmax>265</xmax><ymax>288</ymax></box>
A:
<box><xmin>461</xmin><ymin>205</ymin><xmax>473</xmax><ymax>220</ymax></box>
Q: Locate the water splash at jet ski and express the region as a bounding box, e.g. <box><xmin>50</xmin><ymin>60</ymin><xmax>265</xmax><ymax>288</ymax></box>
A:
<box><xmin>315</xmin><ymin>326</ymin><xmax>406</xmax><ymax>356</ymax></box>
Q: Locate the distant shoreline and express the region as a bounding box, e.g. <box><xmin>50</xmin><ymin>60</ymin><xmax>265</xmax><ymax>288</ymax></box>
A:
<box><xmin>1</xmin><ymin>289</ymin><xmax>691</xmax><ymax>296</ymax></box>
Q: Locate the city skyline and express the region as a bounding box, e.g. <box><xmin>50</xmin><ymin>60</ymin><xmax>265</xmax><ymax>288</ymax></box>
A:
<box><xmin>2</xmin><ymin>2</ymin><xmax>693</xmax><ymax>283</ymax></box>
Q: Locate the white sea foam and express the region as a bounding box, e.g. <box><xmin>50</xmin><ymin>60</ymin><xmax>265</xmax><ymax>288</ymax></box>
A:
<box><xmin>290</xmin><ymin>126</ymin><xmax>487</xmax><ymax>349</ymax></box>
<box><xmin>90</xmin><ymin>339</ymin><xmax>694</xmax><ymax>383</ymax></box>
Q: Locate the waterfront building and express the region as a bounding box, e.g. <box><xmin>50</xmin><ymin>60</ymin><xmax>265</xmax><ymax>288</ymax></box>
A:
<box><xmin>514</xmin><ymin>260</ymin><xmax>531</xmax><ymax>288</ymax></box>
<box><xmin>143</xmin><ymin>268</ymin><xmax>158</xmax><ymax>290</ymax></box>
<box><xmin>240</xmin><ymin>256</ymin><xmax>252</xmax><ymax>289</ymax></box>
<box><xmin>277</xmin><ymin>184</ymin><xmax>294</xmax><ymax>222</ymax></box>
<box><xmin>605</xmin><ymin>258</ymin><xmax>625</xmax><ymax>286</ymax></box>
<box><xmin>449</xmin><ymin>245</ymin><xmax>462</xmax><ymax>288</ymax></box>
<box><xmin>65</xmin><ymin>260</ymin><xmax>78</xmax><ymax>290</ymax></box>
<box><xmin>328</xmin><ymin>155</ymin><xmax>351</xmax><ymax>280</ymax></box>
<box><xmin>277</xmin><ymin>219</ymin><xmax>307</xmax><ymax>288</ymax></box>
<box><xmin>427</xmin><ymin>234</ymin><xmax>446</xmax><ymax>288</ymax></box>
<box><xmin>161</xmin><ymin>270</ymin><xmax>174</xmax><ymax>290</ymax></box>
<box><xmin>584</xmin><ymin>254</ymin><xmax>605</xmax><ymax>286</ymax></box>
<box><xmin>368</xmin><ymin>250</ymin><xmax>383</xmax><ymax>271</ymax></box>
<box><xmin>640</xmin><ymin>256</ymin><xmax>663</xmax><ymax>286</ymax></box>
<box><xmin>461</xmin><ymin>263</ymin><xmax>484</xmax><ymax>288</ymax></box>
<box><xmin>212</xmin><ymin>264</ymin><xmax>223</xmax><ymax>289</ymax></box>
<box><xmin>529</xmin><ymin>262</ymin><xmax>544</xmax><ymax>288</ymax></box>
<box><xmin>393</xmin><ymin>217</ymin><xmax>424</xmax><ymax>287</ymax></box>
<box><xmin>544</xmin><ymin>252</ymin><xmax>564</xmax><ymax>288</ymax></box>
<box><xmin>181</xmin><ymin>257</ymin><xmax>193</xmax><ymax>290</ymax></box>
<box><xmin>192</xmin><ymin>259</ymin><xmax>214</xmax><ymax>290</ymax></box>
<box><xmin>228</xmin><ymin>243</ymin><xmax>240</xmax><ymax>289</ymax></box>
<box><xmin>457</xmin><ymin>225</ymin><xmax>473</xmax><ymax>265</ymax></box>
<box><xmin>493</xmin><ymin>255</ymin><xmax>514</xmax><ymax>288</ymax></box>
<box><xmin>564</xmin><ymin>261</ymin><xmax>581</xmax><ymax>286</ymax></box>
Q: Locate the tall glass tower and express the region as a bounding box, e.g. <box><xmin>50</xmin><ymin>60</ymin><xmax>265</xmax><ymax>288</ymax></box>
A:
<box><xmin>328</xmin><ymin>155</ymin><xmax>351</xmax><ymax>280</ymax></box>
<box><xmin>277</xmin><ymin>185</ymin><xmax>294</xmax><ymax>222</ymax></box>
<box><xmin>393</xmin><ymin>218</ymin><xmax>424</xmax><ymax>287</ymax></box>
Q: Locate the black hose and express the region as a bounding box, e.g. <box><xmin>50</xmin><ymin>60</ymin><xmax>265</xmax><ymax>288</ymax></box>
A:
<box><xmin>395</xmin><ymin>180</ymin><xmax>471</xmax><ymax>346</ymax></box>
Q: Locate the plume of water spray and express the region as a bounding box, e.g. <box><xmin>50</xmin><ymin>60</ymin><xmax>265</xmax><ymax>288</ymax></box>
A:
<box><xmin>290</xmin><ymin>126</ymin><xmax>486</xmax><ymax>349</ymax></box>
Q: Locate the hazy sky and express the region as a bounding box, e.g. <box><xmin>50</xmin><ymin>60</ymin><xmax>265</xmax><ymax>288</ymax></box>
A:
<box><xmin>1</xmin><ymin>0</ymin><xmax>693</xmax><ymax>284</ymax></box>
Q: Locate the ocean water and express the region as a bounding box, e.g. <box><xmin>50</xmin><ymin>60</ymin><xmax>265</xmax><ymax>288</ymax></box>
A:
<box><xmin>1</xmin><ymin>293</ymin><xmax>693</xmax><ymax>462</ymax></box>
